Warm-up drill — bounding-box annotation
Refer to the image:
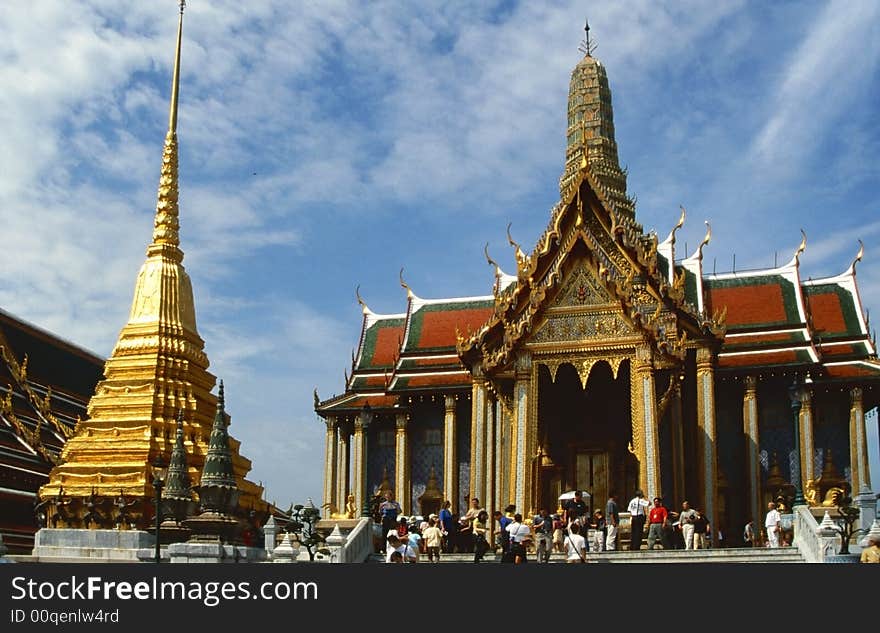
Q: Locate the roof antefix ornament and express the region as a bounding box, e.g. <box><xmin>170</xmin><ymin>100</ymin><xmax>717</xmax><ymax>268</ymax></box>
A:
<box><xmin>355</xmin><ymin>284</ymin><xmax>371</xmax><ymax>315</ymax></box>
<box><xmin>399</xmin><ymin>267</ymin><xmax>414</xmax><ymax>300</ymax></box>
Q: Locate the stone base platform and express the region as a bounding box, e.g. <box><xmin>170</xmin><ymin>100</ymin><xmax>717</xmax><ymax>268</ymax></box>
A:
<box><xmin>162</xmin><ymin>540</ymin><xmax>267</xmax><ymax>563</ymax></box>
<box><xmin>32</xmin><ymin>528</ymin><xmax>155</xmax><ymax>561</ymax></box>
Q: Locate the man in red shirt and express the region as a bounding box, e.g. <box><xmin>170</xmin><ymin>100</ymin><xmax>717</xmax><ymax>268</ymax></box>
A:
<box><xmin>646</xmin><ymin>497</ymin><xmax>669</xmax><ymax>550</ymax></box>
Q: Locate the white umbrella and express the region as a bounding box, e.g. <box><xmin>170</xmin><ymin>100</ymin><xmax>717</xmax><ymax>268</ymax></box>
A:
<box><xmin>558</xmin><ymin>490</ymin><xmax>591</xmax><ymax>500</ymax></box>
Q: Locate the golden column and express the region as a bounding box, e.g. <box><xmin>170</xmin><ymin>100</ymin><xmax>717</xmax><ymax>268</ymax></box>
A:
<box><xmin>483</xmin><ymin>395</ymin><xmax>496</xmax><ymax>530</ymax></box>
<box><xmin>696</xmin><ymin>345</ymin><xmax>719</xmax><ymax>545</ymax></box>
<box><xmin>631</xmin><ymin>344</ymin><xmax>661</xmax><ymax>500</ymax></box>
<box><xmin>443</xmin><ymin>394</ymin><xmax>457</xmax><ymax>509</ymax></box>
<box><xmin>849</xmin><ymin>387</ymin><xmax>872</xmax><ymax>493</ymax></box>
<box><xmin>336</xmin><ymin>422</ymin><xmax>350</xmax><ymax>515</ymax></box>
<box><xmin>494</xmin><ymin>398</ymin><xmax>506</xmax><ymax>510</ymax></box>
<box><xmin>352</xmin><ymin>408</ymin><xmax>371</xmax><ymax>516</ymax></box>
<box><xmin>470</xmin><ymin>368</ymin><xmax>488</xmax><ymax>503</ymax></box>
<box><xmin>743</xmin><ymin>376</ymin><xmax>762</xmax><ymax>530</ymax></box>
<box><xmin>513</xmin><ymin>351</ymin><xmax>533</xmax><ymax>514</ymax></box>
<box><xmin>395</xmin><ymin>412</ymin><xmax>410</xmax><ymax>514</ymax></box>
<box><xmin>323</xmin><ymin>416</ymin><xmax>339</xmax><ymax>515</ymax></box>
<box><xmin>798</xmin><ymin>386</ymin><xmax>815</xmax><ymax>490</ymax></box>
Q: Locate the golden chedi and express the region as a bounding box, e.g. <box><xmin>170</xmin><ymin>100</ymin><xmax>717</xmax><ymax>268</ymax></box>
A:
<box><xmin>38</xmin><ymin>2</ymin><xmax>263</xmax><ymax>528</ymax></box>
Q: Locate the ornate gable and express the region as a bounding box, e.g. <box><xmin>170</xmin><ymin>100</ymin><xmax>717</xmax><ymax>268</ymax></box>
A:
<box><xmin>553</xmin><ymin>258</ymin><xmax>614</xmax><ymax>307</ymax></box>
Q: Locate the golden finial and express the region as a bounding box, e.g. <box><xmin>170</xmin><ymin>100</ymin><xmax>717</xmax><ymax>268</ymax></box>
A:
<box><xmin>169</xmin><ymin>1</ymin><xmax>185</xmax><ymax>133</ymax></box>
<box><xmin>148</xmin><ymin>1</ymin><xmax>186</xmax><ymax>255</ymax></box>
<box><xmin>578</xmin><ymin>18</ymin><xmax>597</xmax><ymax>57</ymax></box>
<box><xmin>506</xmin><ymin>223</ymin><xmax>527</xmax><ymax>268</ymax></box>
<box><xmin>484</xmin><ymin>242</ymin><xmax>500</xmax><ymax>273</ymax></box>
<box><xmin>696</xmin><ymin>221</ymin><xmax>711</xmax><ymax>260</ymax></box>
<box><xmin>355</xmin><ymin>285</ymin><xmax>371</xmax><ymax>314</ymax></box>
<box><xmin>850</xmin><ymin>239</ymin><xmax>864</xmax><ymax>274</ymax></box>
<box><xmin>399</xmin><ymin>268</ymin><xmax>414</xmax><ymax>299</ymax></box>
<box><xmin>666</xmin><ymin>205</ymin><xmax>686</xmax><ymax>244</ymax></box>
<box><xmin>795</xmin><ymin>228</ymin><xmax>807</xmax><ymax>264</ymax></box>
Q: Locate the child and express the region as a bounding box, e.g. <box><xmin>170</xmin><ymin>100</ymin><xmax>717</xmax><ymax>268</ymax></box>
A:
<box><xmin>590</xmin><ymin>509</ymin><xmax>606</xmax><ymax>552</ymax></box>
<box><xmin>552</xmin><ymin>514</ymin><xmax>565</xmax><ymax>553</ymax></box>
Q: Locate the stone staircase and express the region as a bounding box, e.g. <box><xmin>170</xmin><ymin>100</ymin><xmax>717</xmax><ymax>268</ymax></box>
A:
<box><xmin>372</xmin><ymin>546</ymin><xmax>806</xmax><ymax>563</ymax></box>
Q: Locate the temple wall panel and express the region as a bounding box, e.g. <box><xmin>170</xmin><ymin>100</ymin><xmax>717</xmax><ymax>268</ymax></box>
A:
<box><xmin>455</xmin><ymin>395</ymin><xmax>471</xmax><ymax>515</ymax></box>
<box><xmin>813</xmin><ymin>392</ymin><xmax>853</xmax><ymax>486</ymax></box>
<box><xmin>657</xmin><ymin>385</ymin><xmax>675</xmax><ymax>505</ymax></box>
<box><xmin>756</xmin><ymin>378</ymin><xmax>794</xmax><ymax>491</ymax></box>
<box><xmin>366</xmin><ymin>416</ymin><xmax>395</xmax><ymax>498</ymax></box>
<box><xmin>409</xmin><ymin>400</ymin><xmax>444</xmax><ymax>513</ymax></box>
<box><xmin>714</xmin><ymin>377</ymin><xmax>745</xmax><ymax>537</ymax></box>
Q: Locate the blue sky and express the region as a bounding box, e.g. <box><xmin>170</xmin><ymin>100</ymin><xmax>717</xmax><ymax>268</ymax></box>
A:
<box><xmin>1</xmin><ymin>1</ymin><xmax>878</xmax><ymax>507</ymax></box>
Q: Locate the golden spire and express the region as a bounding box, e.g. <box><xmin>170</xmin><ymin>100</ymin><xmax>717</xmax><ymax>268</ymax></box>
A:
<box><xmin>39</xmin><ymin>2</ymin><xmax>264</xmax><ymax>524</ymax></box>
<box><xmin>149</xmin><ymin>1</ymin><xmax>186</xmax><ymax>259</ymax></box>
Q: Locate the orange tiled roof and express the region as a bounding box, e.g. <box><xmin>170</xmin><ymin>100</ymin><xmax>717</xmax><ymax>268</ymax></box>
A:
<box><xmin>403</xmin><ymin>299</ymin><xmax>494</xmax><ymax>353</ymax></box>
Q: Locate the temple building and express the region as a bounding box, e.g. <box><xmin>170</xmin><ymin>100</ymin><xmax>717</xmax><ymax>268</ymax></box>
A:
<box><xmin>0</xmin><ymin>310</ymin><xmax>104</xmax><ymax>553</ymax></box>
<box><xmin>316</xmin><ymin>33</ymin><xmax>879</xmax><ymax>544</ymax></box>
<box><xmin>34</xmin><ymin>3</ymin><xmax>264</xmax><ymax>533</ymax></box>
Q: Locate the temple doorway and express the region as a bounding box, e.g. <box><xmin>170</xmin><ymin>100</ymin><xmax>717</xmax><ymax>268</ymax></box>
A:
<box><xmin>536</xmin><ymin>359</ymin><xmax>638</xmax><ymax>514</ymax></box>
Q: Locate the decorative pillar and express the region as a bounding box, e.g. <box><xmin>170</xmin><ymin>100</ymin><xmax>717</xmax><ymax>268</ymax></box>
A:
<box><xmin>513</xmin><ymin>351</ymin><xmax>532</xmax><ymax>515</ymax></box>
<box><xmin>799</xmin><ymin>386</ymin><xmax>815</xmax><ymax>490</ymax></box>
<box><xmin>443</xmin><ymin>395</ymin><xmax>457</xmax><ymax>508</ymax></box>
<box><xmin>395</xmin><ymin>412</ymin><xmax>410</xmax><ymax>514</ymax></box>
<box><xmin>322</xmin><ymin>416</ymin><xmax>339</xmax><ymax>515</ymax></box>
<box><xmin>494</xmin><ymin>397</ymin><xmax>505</xmax><ymax>510</ymax></box>
<box><xmin>696</xmin><ymin>345</ymin><xmax>719</xmax><ymax>546</ymax></box>
<box><xmin>470</xmin><ymin>369</ymin><xmax>488</xmax><ymax>502</ymax></box>
<box><xmin>484</xmin><ymin>395</ymin><xmax>496</xmax><ymax>531</ymax></box>
<box><xmin>849</xmin><ymin>387</ymin><xmax>871</xmax><ymax>494</ymax></box>
<box><xmin>353</xmin><ymin>408</ymin><xmax>371</xmax><ymax>516</ymax></box>
<box><xmin>631</xmin><ymin>344</ymin><xmax>661</xmax><ymax>500</ymax></box>
<box><xmin>743</xmin><ymin>376</ymin><xmax>762</xmax><ymax>534</ymax></box>
<box><xmin>499</xmin><ymin>397</ymin><xmax>511</xmax><ymax>510</ymax></box>
<box><xmin>336</xmin><ymin>422</ymin><xmax>350</xmax><ymax>514</ymax></box>
<box><xmin>670</xmin><ymin>378</ymin><xmax>685</xmax><ymax>507</ymax></box>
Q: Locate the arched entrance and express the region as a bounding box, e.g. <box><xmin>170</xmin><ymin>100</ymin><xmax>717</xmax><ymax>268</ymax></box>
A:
<box><xmin>535</xmin><ymin>358</ymin><xmax>638</xmax><ymax>514</ymax></box>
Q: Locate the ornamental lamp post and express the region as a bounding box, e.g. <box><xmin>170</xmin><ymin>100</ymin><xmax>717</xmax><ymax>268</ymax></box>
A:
<box><xmin>786</xmin><ymin>378</ymin><xmax>806</xmax><ymax>507</ymax></box>
<box><xmin>151</xmin><ymin>456</ymin><xmax>168</xmax><ymax>563</ymax></box>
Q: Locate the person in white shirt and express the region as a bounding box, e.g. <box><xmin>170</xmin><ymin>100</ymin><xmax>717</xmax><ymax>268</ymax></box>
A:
<box><xmin>627</xmin><ymin>489</ymin><xmax>650</xmax><ymax>550</ymax></box>
<box><xmin>505</xmin><ymin>513</ymin><xmax>532</xmax><ymax>564</ymax></box>
<box><xmin>564</xmin><ymin>521</ymin><xmax>587</xmax><ymax>563</ymax></box>
<box><xmin>764</xmin><ymin>501</ymin><xmax>781</xmax><ymax>548</ymax></box>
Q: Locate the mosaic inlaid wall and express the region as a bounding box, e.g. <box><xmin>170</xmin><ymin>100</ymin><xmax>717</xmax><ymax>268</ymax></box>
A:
<box><xmin>367</xmin><ymin>414</ymin><xmax>396</xmax><ymax>497</ymax></box>
<box><xmin>456</xmin><ymin>395</ymin><xmax>471</xmax><ymax>515</ymax></box>
<box><xmin>409</xmin><ymin>399</ymin><xmax>444</xmax><ymax>513</ymax></box>
<box><xmin>757</xmin><ymin>379</ymin><xmax>795</xmax><ymax>485</ymax></box>
<box><xmin>813</xmin><ymin>393</ymin><xmax>853</xmax><ymax>485</ymax></box>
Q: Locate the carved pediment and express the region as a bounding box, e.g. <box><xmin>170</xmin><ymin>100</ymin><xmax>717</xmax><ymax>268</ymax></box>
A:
<box><xmin>553</xmin><ymin>259</ymin><xmax>614</xmax><ymax>307</ymax></box>
<box><xmin>532</xmin><ymin>311</ymin><xmax>633</xmax><ymax>344</ymax></box>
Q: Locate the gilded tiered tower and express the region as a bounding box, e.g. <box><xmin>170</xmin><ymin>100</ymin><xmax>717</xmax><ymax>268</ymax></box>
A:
<box><xmin>559</xmin><ymin>39</ymin><xmax>636</xmax><ymax>223</ymax></box>
<box><xmin>39</xmin><ymin>3</ymin><xmax>262</xmax><ymax>525</ymax></box>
